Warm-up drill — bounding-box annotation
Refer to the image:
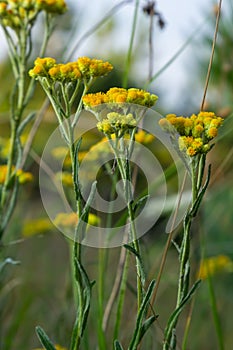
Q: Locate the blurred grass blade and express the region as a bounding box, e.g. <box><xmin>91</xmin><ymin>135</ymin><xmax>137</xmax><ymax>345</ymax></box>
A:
<box><xmin>35</xmin><ymin>326</ymin><xmax>56</xmax><ymax>350</ymax></box>
<box><xmin>144</xmin><ymin>15</ymin><xmax>210</xmax><ymax>88</ymax></box>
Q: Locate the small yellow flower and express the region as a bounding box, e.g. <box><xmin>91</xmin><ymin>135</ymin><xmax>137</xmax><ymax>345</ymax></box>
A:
<box><xmin>16</xmin><ymin>169</ymin><xmax>34</xmax><ymax>184</ymax></box>
<box><xmin>82</xmin><ymin>92</ymin><xmax>106</xmax><ymax>107</ymax></box>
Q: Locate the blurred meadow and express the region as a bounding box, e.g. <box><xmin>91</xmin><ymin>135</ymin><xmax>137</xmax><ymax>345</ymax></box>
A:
<box><xmin>0</xmin><ymin>1</ymin><xmax>233</xmax><ymax>349</ymax></box>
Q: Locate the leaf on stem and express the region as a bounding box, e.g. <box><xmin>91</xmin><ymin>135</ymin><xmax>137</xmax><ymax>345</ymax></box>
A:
<box><xmin>114</xmin><ymin>340</ymin><xmax>124</xmax><ymax>350</ymax></box>
<box><xmin>128</xmin><ymin>280</ymin><xmax>156</xmax><ymax>349</ymax></box>
<box><xmin>124</xmin><ymin>244</ymin><xmax>146</xmax><ymax>286</ymax></box>
<box><xmin>35</xmin><ymin>326</ymin><xmax>56</xmax><ymax>350</ymax></box>
<box><xmin>132</xmin><ymin>195</ymin><xmax>149</xmax><ymax>215</ymax></box>
<box><xmin>164</xmin><ymin>279</ymin><xmax>201</xmax><ymax>339</ymax></box>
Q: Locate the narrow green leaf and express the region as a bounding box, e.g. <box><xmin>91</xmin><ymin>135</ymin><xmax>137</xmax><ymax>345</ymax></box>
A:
<box><xmin>128</xmin><ymin>280</ymin><xmax>156</xmax><ymax>349</ymax></box>
<box><xmin>133</xmin><ymin>195</ymin><xmax>149</xmax><ymax>215</ymax></box>
<box><xmin>138</xmin><ymin>315</ymin><xmax>156</xmax><ymax>343</ymax></box>
<box><xmin>74</xmin><ymin>258</ymin><xmax>92</xmax><ymax>336</ymax></box>
<box><xmin>35</xmin><ymin>326</ymin><xmax>56</xmax><ymax>350</ymax></box>
<box><xmin>124</xmin><ymin>244</ymin><xmax>140</xmax><ymax>259</ymax></box>
<box><xmin>164</xmin><ymin>280</ymin><xmax>201</xmax><ymax>339</ymax></box>
<box><xmin>17</xmin><ymin>112</ymin><xmax>36</xmax><ymax>135</ymax></box>
<box><xmin>124</xmin><ymin>244</ymin><xmax>146</xmax><ymax>287</ymax></box>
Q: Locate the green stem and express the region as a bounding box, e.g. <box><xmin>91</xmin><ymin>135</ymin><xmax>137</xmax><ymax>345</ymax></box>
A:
<box><xmin>72</xmin><ymin>82</ymin><xmax>90</xmax><ymax>128</ymax></box>
<box><xmin>163</xmin><ymin>157</ymin><xmax>203</xmax><ymax>350</ymax></box>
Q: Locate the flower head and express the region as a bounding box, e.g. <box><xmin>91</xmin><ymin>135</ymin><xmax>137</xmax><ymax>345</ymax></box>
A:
<box><xmin>83</xmin><ymin>87</ymin><xmax>158</xmax><ymax>108</ymax></box>
<box><xmin>159</xmin><ymin>111</ymin><xmax>223</xmax><ymax>157</ymax></box>
<box><xmin>29</xmin><ymin>57</ymin><xmax>112</xmax><ymax>82</ymax></box>
<box><xmin>77</xmin><ymin>56</ymin><xmax>113</xmax><ymax>78</ymax></box>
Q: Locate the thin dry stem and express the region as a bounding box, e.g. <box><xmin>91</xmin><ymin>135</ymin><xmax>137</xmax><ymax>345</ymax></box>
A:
<box><xmin>200</xmin><ymin>0</ymin><xmax>222</xmax><ymax>110</ymax></box>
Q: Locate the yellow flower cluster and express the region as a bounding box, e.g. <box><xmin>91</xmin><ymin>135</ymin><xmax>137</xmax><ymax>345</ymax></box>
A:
<box><xmin>159</xmin><ymin>111</ymin><xmax>223</xmax><ymax>157</ymax></box>
<box><xmin>198</xmin><ymin>255</ymin><xmax>233</xmax><ymax>280</ymax></box>
<box><xmin>54</xmin><ymin>212</ymin><xmax>100</xmax><ymax>228</ymax></box>
<box><xmin>0</xmin><ymin>165</ymin><xmax>33</xmax><ymax>185</ymax></box>
<box><xmin>97</xmin><ymin>112</ymin><xmax>137</xmax><ymax>135</ymax></box>
<box><xmin>0</xmin><ymin>0</ymin><xmax>67</xmax><ymax>28</ymax></box>
<box><xmin>82</xmin><ymin>87</ymin><xmax>158</xmax><ymax>108</ymax></box>
<box><xmin>29</xmin><ymin>56</ymin><xmax>113</xmax><ymax>81</ymax></box>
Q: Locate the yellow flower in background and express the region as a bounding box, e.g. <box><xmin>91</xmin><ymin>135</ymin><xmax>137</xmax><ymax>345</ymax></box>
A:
<box><xmin>198</xmin><ymin>255</ymin><xmax>233</xmax><ymax>280</ymax></box>
<box><xmin>35</xmin><ymin>0</ymin><xmax>67</xmax><ymax>14</ymax></box>
<box><xmin>0</xmin><ymin>0</ymin><xmax>67</xmax><ymax>29</ymax></box>
<box><xmin>0</xmin><ymin>165</ymin><xmax>33</xmax><ymax>185</ymax></box>
<box><xmin>135</xmin><ymin>130</ymin><xmax>155</xmax><ymax>144</ymax></box>
<box><xmin>159</xmin><ymin>111</ymin><xmax>224</xmax><ymax>157</ymax></box>
<box><xmin>0</xmin><ymin>134</ymin><xmax>27</xmax><ymax>159</ymax></box>
<box><xmin>83</xmin><ymin>87</ymin><xmax>158</xmax><ymax>108</ymax></box>
<box><xmin>54</xmin><ymin>212</ymin><xmax>100</xmax><ymax>228</ymax></box>
<box><xmin>55</xmin><ymin>171</ymin><xmax>73</xmax><ymax>187</ymax></box>
<box><xmin>51</xmin><ymin>147</ymin><xmax>87</xmax><ymax>168</ymax></box>
<box><xmin>16</xmin><ymin>169</ymin><xmax>34</xmax><ymax>184</ymax></box>
<box><xmin>22</xmin><ymin>217</ymin><xmax>53</xmax><ymax>237</ymax></box>
<box><xmin>81</xmin><ymin>92</ymin><xmax>106</xmax><ymax>107</ymax></box>
<box><xmin>33</xmin><ymin>345</ymin><xmax>67</xmax><ymax>350</ymax></box>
